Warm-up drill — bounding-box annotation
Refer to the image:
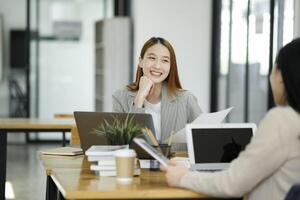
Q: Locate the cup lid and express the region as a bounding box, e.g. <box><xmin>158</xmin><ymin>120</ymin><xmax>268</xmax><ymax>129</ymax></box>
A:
<box><xmin>114</xmin><ymin>149</ymin><xmax>136</xmax><ymax>157</ymax></box>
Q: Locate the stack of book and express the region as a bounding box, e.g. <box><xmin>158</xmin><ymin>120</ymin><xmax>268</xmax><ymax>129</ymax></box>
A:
<box><xmin>85</xmin><ymin>145</ymin><xmax>140</xmax><ymax>176</ymax></box>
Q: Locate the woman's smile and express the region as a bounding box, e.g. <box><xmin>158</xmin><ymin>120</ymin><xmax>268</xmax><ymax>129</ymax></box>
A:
<box><xmin>150</xmin><ymin>70</ymin><xmax>162</xmax><ymax>77</ymax></box>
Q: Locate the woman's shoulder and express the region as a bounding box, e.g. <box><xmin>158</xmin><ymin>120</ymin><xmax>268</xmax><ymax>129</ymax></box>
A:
<box><xmin>266</xmin><ymin>106</ymin><xmax>299</xmax><ymax>119</ymax></box>
<box><xmin>263</xmin><ymin>106</ymin><xmax>300</xmax><ymax>132</ymax></box>
<box><xmin>175</xmin><ymin>89</ymin><xmax>197</xmax><ymax>100</ymax></box>
<box><xmin>113</xmin><ymin>87</ymin><xmax>135</xmax><ymax>96</ymax></box>
<box><xmin>175</xmin><ymin>89</ymin><xmax>192</xmax><ymax>97</ymax></box>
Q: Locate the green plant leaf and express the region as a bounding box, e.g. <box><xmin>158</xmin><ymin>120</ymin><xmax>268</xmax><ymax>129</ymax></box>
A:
<box><xmin>89</xmin><ymin>114</ymin><xmax>142</xmax><ymax>145</ymax></box>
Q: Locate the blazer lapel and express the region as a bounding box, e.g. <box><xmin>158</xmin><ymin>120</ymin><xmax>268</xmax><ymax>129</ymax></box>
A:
<box><xmin>161</xmin><ymin>85</ymin><xmax>177</xmax><ymax>143</ymax></box>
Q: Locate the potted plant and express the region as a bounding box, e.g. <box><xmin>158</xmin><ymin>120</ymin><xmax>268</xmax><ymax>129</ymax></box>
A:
<box><xmin>90</xmin><ymin>114</ymin><xmax>142</xmax><ymax>145</ymax></box>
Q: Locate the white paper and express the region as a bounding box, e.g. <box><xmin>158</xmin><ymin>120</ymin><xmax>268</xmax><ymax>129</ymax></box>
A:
<box><xmin>170</xmin><ymin>157</ymin><xmax>191</xmax><ymax>168</ymax></box>
<box><xmin>172</xmin><ymin>107</ymin><xmax>233</xmax><ymax>143</ymax></box>
<box><xmin>139</xmin><ymin>159</ymin><xmax>151</xmax><ymax>168</ymax></box>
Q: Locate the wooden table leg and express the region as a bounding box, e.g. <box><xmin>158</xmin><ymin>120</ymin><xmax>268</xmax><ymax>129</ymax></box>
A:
<box><xmin>57</xmin><ymin>189</ymin><xmax>65</xmax><ymax>200</ymax></box>
<box><xmin>0</xmin><ymin>132</ymin><xmax>7</xmax><ymax>200</ymax></box>
<box><xmin>46</xmin><ymin>175</ymin><xmax>58</xmax><ymax>200</ymax></box>
<box><xmin>62</xmin><ymin>132</ymin><xmax>66</xmax><ymax>147</ymax></box>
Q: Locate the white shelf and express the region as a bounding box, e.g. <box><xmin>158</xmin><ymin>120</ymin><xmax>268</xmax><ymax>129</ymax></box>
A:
<box><xmin>94</xmin><ymin>17</ymin><xmax>131</xmax><ymax>111</ymax></box>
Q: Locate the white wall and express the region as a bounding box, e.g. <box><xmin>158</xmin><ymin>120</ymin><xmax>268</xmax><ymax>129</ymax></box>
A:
<box><xmin>0</xmin><ymin>16</ymin><xmax>3</xmax><ymax>80</ymax></box>
<box><xmin>0</xmin><ymin>0</ymin><xmax>26</xmax><ymax>142</ymax></box>
<box><xmin>132</xmin><ymin>0</ymin><xmax>212</xmax><ymax>112</ymax></box>
<box><xmin>38</xmin><ymin>0</ymin><xmax>104</xmax><ymax>118</ymax></box>
<box><xmin>0</xmin><ymin>0</ymin><xmax>26</xmax><ymax>70</ymax></box>
<box><xmin>0</xmin><ymin>0</ymin><xmax>26</xmax><ymax>117</ymax></box>
<box><xmin>295</xmin><ymin>0</ymin><xmax>300</xmax><ymax>37</ymax></box>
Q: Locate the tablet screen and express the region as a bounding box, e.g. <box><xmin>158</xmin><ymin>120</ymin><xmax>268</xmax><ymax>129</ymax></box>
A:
<box><xmin>133</xmin><ymin>138</ymin><xmax>169</xmax><ymax>167</ymax></box>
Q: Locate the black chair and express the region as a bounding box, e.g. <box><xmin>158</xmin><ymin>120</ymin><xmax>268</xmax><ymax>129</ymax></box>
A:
<box><xmin>285</xmin><ymin>184</ymin><xmax>300</xmax><ymax>200</ymax></box>
<box><xmin>9</xmin><ymin>79</ymin><xmax>28</xmax><ymax>117</ymax></box>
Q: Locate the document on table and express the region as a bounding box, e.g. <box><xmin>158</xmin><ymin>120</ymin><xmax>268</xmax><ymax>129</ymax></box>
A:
<box><xmin>39</xmin><ymin>146</ymin><xmax>83</xmax><ymax>156</ymax></box>
<box><xmin>172</xmin><ymin>107</ymin><xmax>233</xmax><ymax>143</ymax></box>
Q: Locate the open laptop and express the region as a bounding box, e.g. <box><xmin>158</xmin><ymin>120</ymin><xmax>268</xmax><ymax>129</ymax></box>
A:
<box><xmin>74</xmin><ymin>111</ymin><xmax>156</xmax><ymax>158</ymax></box>
<box><xmin>186</xmin><ymin>123</ymin><xmax>257</xmax><ymax>171</ymax></box>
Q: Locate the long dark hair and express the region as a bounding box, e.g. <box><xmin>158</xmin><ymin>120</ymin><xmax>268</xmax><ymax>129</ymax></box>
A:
<box><xmin>275</xmin><ymin>38</ymin><xmax>300</xmax><ymax>113</ymax></box>
<box><xmin>127</xmin><ymin>37</ymin><xmax>182</xmax><ymax>97</ymax></box>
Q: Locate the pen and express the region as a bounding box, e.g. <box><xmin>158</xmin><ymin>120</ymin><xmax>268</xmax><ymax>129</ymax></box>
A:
<box><xmin>141</xmin><ymin>128</ymin><xmax>153</xmax><ymax>145</ymax></box>
<box><xmin>146</xmin><ymin>128</ymin><xmax>159</xmax><ymax>146</ymax></box>
<box><xmin>167</xmin><ymin>130</ymin><xmax>174</xmax><ymax>146</ymax></box>
<box><xmin>145</xmin><ymin>128</ymin><xmax>163</xmax><ymax>154</ymax></box>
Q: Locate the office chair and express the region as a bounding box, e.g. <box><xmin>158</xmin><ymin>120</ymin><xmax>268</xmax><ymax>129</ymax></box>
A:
<box><xmin>9</xmin><ymin>79</ymin><xmax>28</xmax><ymax>117</ymax></box>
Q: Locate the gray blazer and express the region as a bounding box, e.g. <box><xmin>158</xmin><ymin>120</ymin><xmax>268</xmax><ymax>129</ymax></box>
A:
<box><xmin>112</xmin><ymin>84</ymin><xmax>202</xmax><ymax>143</ymax></box>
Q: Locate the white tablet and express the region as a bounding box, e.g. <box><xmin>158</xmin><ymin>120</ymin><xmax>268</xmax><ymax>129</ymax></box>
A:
<box><xmin>133</xmin><ymin>138</ymin><xmax>169</xmax><ymax>167</ymax></box>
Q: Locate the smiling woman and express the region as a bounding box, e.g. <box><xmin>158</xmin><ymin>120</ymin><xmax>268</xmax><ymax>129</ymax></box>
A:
<box><xmin>112</xmin><ymin>37</ymin><xmax>202</xmax><ymax>144</ymax></box>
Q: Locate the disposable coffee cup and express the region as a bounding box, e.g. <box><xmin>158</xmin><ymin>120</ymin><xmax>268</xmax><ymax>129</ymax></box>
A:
<box><xmin>114</xmin><ymin>149</ymin><xmax>136</xmax><ymax>184</ymax></box>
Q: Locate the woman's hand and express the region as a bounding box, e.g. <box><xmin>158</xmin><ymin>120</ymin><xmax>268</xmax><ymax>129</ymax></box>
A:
<box><xmin>161</xmin><ymin>160</ymin><xmax>189</xmax><ymax>187</ymax></box>
<box><xmin>134</xmin><ymin>76</ymin><xmax>154</xmax><ymax>108</ymax></box>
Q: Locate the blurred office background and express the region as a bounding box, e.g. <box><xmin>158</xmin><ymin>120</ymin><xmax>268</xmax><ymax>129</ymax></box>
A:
<box><xmin>0</xmin><ymin>0</ymin><xmax>299</xmax><ymax>199</ymax></box>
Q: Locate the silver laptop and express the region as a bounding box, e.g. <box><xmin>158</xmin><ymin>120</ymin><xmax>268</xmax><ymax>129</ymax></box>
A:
<box><xmin>74</xmin><ymin>111</ymin><xmax>156</xmax><ymax>159</ymax></box>
<box><xmin>186</xmin><ymin>123</ymin><xmax>256</xmax><ymax>171</ymax></box>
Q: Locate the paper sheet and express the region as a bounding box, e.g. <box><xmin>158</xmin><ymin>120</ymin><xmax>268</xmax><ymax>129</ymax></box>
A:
<box><xmin>172</xmin><ymin>107</ymin><xmax>233</xmax><ymax>143</ymax></box>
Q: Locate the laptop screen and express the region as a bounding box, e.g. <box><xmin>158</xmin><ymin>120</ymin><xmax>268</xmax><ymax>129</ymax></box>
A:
<box><xmin>74</xmin><ymin>111</ymin><xmax>156</xmax><ymax>159</ymax></box>
<box><xmin>191</xmin><ymin>128</ymin><xmax>253</xmax><ymax>163</ymax></box>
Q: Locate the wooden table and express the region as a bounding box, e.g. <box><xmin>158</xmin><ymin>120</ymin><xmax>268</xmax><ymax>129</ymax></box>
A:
<box><xmin>51</xmin><ymin>168</ymin><xmax>207</xmax><ymax>200</ymax></box>
<box><xmin>39</xmin><ymin>154</ymin><xmax>88</xmax><ymax>200</ymax></box>
<box><xmin>0</xmin><ymin>118</ymin><xmax>76</xmax><ymax>200</ymax></box>
<box><xmin>39</xmin><ymin>155</ymin><xmax>208</xmax><ymax>200</ymax></box>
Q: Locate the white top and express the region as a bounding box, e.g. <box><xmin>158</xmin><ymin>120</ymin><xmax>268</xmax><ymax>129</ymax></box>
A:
<box><xmin>144</xmin><ymin>100</ymin><xmax>161</xmax><ymax>141</ymax></box>
<box><xmin>179</xmin><ymin>106</ymin><xmax>300</xmax><ymax>200</ymax></box>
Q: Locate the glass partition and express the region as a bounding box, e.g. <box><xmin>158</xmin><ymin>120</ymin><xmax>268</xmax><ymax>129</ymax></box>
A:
<box><xmin>29</xmin><ymin>0</ymin><xmax>113</xmax><ymax>141</ymax></box>
<box><xmin>216</xmin><ymin>0</ymin><xmax>294</xmax><ymax>124</ymax></box>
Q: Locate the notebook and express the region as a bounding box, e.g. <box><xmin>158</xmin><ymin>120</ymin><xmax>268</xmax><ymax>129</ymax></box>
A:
<box><xmin>74</xmin><ymin>111</ymin><xmax>156</xmax><ymax>159</ymax></box>
<box><xmin>85</xmin><ymin>145</ymin><xmax>126</xmax><ymax>156</ymax></box>
<box><xmin>186</xmin><ymin>123</ymin><xmax>256</xmax><ymax>171</ymax></box>
<box><xmin>40</xmin><ymin>146</ymin><xmax>83</xmax><ymax>156</ymax></box>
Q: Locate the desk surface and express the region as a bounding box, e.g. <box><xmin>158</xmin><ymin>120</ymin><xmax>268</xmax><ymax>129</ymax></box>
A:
<box><xmin>39</xmin><ymin>155</ymin><xmax>207</xmax><ymax>199</ymax></box>
<box><xmin>52</xmin><ymin>168</ymin><xmax>205</xmax><ymax>199</ymax></box>
<box><xmin>39</xmin><ymin>154</ymin><xmax>86</xmax><ymax>175</ymax></box>
<box><xmin>0</xmin><ymin>118</ymin><xmax>75</xmax><ymax>130</ymax></box>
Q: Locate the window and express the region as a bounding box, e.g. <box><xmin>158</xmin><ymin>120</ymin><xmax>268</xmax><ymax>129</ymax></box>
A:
<box><xmin>211</xmin><ymin>0</ymin><xmax>294</xmax><ymax>123</ymax></box>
